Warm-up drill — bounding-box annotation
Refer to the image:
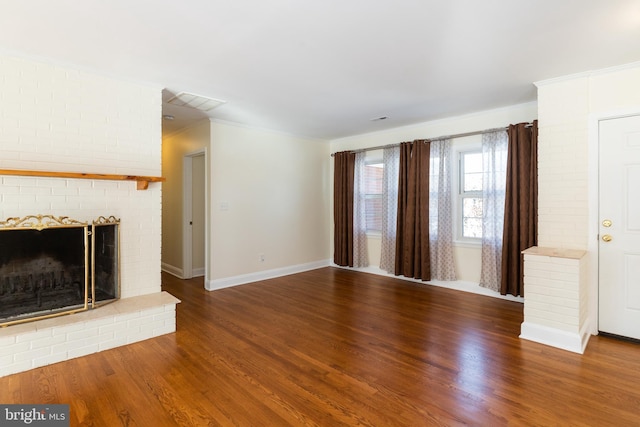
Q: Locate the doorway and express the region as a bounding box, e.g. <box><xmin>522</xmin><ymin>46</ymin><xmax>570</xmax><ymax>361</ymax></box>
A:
<box><xmin>598</xmin><ymin>114</ymin><xmax>640</xmax><ymax>339</ymax></box>
<box><xmin>183</xmin><ymin>151</ymin><xmax>206</xmax><ymax>279</ymax></box>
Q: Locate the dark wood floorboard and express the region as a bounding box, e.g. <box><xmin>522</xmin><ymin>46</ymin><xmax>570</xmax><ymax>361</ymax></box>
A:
<box><xmin>1</xmin><ymin>267</ymin><xmax>640</xmax><ymax>426</ymax></box>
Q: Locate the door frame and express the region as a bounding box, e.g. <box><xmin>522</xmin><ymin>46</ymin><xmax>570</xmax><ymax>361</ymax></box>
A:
<box><xmin>588</xmin><ymin>107</ymin><xmax>640</xmax><ymax>336</ymax></box>
<box><xmin>183</xmin><ymin>148</ymin><xmax>208</xmax><ymax>280</ymax></box>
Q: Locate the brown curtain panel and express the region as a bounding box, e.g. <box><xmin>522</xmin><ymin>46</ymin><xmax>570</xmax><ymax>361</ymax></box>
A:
<box><xmin>333</xmin><ymin>151</ymin><xmax>356</xmax><ymax>267</ymax></box>
<box><xmin>395</xmin><ymin>140</ymin><xmax>431</xmax><ymax>280</ymax></box>
<box><xmin>501</xmin><ymin>121</ymin><xmax>538</xmax><ymax>296</ymax></box>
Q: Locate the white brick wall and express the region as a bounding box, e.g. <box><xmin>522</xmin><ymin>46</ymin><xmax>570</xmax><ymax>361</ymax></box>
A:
<box><xmin>579</xmin><ymin>256</ymin><xmax>589</xmax><ymax>330</ymax></box>
<box><xmin>521</xmin><ymin>247</ymin><xmax>588</xmax><ymax>353</ymax></box>
<box><xmin>0</xmin><ymin>52</ymin><xmax>170</xmax><ymax>375</ymax></box>
<box><xmin>524</xmin><ymin>254</ymin><xmax>581</xmax><ymax>333</ymax></box>
<box><xmin>0</xmin><ymin>54</ymin><xmax>161</xmax><ymax>176</ymax></box>
<box><xmin>536</xmin><ymin>77</ymin><xmax>590</xmax><ymax>250</ymax></box>
<box><xmin>536</xmin><ymin>64</ymin><xmax>640</xmax><ymax>248</ymax></box>
<box><xmin>0</xmin><ymin>52</ymin><xmax>162</xmax><ymax>297</ymax></box>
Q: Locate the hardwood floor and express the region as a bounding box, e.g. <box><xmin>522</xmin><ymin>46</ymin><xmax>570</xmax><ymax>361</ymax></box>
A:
<box><xmin>1</xmin><ymin>267</ymin><xmax>640</xmax><ymax>426</ymax></box>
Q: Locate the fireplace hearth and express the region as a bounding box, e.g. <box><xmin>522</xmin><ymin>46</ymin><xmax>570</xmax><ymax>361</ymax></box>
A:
<box><xmin>0</xmin><ymin>215</ymin><xmax>120</xmax><ymax>327</ymax></box>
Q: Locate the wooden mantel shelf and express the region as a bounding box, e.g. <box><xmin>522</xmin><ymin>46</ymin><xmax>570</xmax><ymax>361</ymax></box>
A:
<box><xmin>0</xmin><ymin>168</ymin><xmax>165</xmax><ymax>190</ymax></box>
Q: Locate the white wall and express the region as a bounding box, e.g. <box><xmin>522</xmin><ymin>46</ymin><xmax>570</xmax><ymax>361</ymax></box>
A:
<box><xmin>209</xmin><ymin>121</ymin><xmax>331</xmax><ymax>287</ymax></box>
<box><xmin>329</xmin><ymin>102</ymin><xmax>537</xmax><ymax>283</ymax></box>
<box><xmin>0</xmin><ymin>52</ymin><xmax>163</xmax><ymax>298</ymax></box>
<box><xmin>162</xmin><ymin>120</ymin><xmax>210</xmax><ymax>277</ymax></box>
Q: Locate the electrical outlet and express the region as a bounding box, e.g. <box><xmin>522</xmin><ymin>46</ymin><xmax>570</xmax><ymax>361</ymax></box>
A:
<box><xmin>259</xmin><ymin>253</ymin><xmax>265</xmax><ymax>262</ymax></box>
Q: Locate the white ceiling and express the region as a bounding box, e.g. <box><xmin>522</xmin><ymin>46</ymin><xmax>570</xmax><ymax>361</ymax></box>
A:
<box><xmin>1</xmin><ymin>0</ymin><xmax>639</xmax><ymax>139</ymax></box>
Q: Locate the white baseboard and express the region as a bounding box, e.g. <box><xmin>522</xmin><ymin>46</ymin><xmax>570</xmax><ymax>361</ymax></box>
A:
<box><xmin>161</xmin><ymin>263</ymin><xmax>205</xmax><ymax>279</ymax></box>
<box><xmin>206</xmin><ymin>259</ymin><xmax>331</xmax><ymax>291</ymax></box>
<box><xmin>161</xmin><ymin>262</ymin><xmax>184</xmax><ymax>279</ymax></box>
<box><xmin>520</xmin><ymin>321</ymin><xmax>591</xmax><ymax>354</ymax></box>
<box><xmin>333</xmin><ymin>264</ymin><xmax>524</xmax><ymax>303</ymax></box>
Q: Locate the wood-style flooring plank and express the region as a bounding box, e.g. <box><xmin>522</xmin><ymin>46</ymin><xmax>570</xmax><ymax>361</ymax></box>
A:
<box><xmin>1</xmin><ymin>267</ymin><xmax>640</xmax><ymax>426</ymax></box>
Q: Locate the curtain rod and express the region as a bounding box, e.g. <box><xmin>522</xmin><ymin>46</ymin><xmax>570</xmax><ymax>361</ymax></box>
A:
<box><xmin>329</xmin><ymin>123</ymin><xmax>532</xmax><ymax>157</ymax></box>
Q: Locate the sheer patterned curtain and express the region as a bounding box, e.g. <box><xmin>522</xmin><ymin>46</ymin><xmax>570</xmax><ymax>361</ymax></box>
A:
<box><xmin>353</xmin><ymin>152</ymin><xmax>369</xmax><ymax>267</ymax></box>
<box><xmin>380</xmin><ymin>146</ymin><xmax>400</xmax><ymax>273</ymax></box>
<box><xmin>429</xmin><ymin>139</ymin><xmax>457</xmax><ymax>280</ymax></box>
<box><xmin>479</xmin><ymin>130</ymin><xmax>508</xmax><ymax>292</ymax></box>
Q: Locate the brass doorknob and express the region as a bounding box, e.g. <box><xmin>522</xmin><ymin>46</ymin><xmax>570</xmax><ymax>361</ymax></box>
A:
<box><xmin>602</xmin><ymin>234</ymin><xmax>612</xmax><ymax>242</ymax></box>
<box><xmin>602</xmin><ymin>219</ymin><xmax>612</xmax><ymax>228</ymax></box>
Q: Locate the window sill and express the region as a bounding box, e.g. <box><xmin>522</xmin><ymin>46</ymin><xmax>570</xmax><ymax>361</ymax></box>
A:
<box><xmin>453</xmin><ymin>240</ymin><xmax>481</xmax><ymax>249</ymax></box>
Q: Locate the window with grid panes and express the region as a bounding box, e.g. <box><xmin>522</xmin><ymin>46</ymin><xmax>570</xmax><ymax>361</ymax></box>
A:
<box><xmin>460</xmin><ymin>151</ymin><xmax>482</xmax><ymax>239</ymax></box>
<box><xmin>364</xmin><ymin>163</ymin><xmax>383</xmax><ymax>232</ymax></box>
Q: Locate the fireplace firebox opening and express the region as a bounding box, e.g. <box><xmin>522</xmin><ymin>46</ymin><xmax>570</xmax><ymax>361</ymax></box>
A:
<box><xmin>0</xmin><ymin>215</ymin><xmax>120</xmax><ymax>327</ymax></box>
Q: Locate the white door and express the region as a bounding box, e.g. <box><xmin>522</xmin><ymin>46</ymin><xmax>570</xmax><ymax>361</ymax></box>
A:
<box><xmin>599</xmin><ymin>114</ymin><xmax>640</xmax><ymax>339</ymax></box>
<box><xmin>183</xmin><ymin>152</ymin><xmax>206</xmax><ymax>279</ymax></box>
<box><xmin>191</xmin><ymin>154</ymin><xmax>205</xmax><ymax>276</ymax></box>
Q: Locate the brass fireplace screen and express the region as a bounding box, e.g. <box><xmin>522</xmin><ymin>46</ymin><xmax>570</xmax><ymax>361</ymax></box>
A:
<box><xmin>0</xmin><ymin>215</ymin><xmax>120</xmax><ymax>327</ymax></box>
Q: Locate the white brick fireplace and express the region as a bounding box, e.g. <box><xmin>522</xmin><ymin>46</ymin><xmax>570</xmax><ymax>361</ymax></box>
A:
<box><xmin>0</xmin><ymin>53</ymin><xmax>178</xmax><ymax>377</ymax></box>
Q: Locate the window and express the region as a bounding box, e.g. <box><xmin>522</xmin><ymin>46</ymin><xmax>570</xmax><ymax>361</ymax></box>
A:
<box><xmin>364</xmin><ymin>162</ymin><xmax>383</xmax><ymax>233</ymax></box>
<box><xmin>459</xmin><ymin>151</ymin><xmax>482</xmax><ymax>239</ymax></box>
